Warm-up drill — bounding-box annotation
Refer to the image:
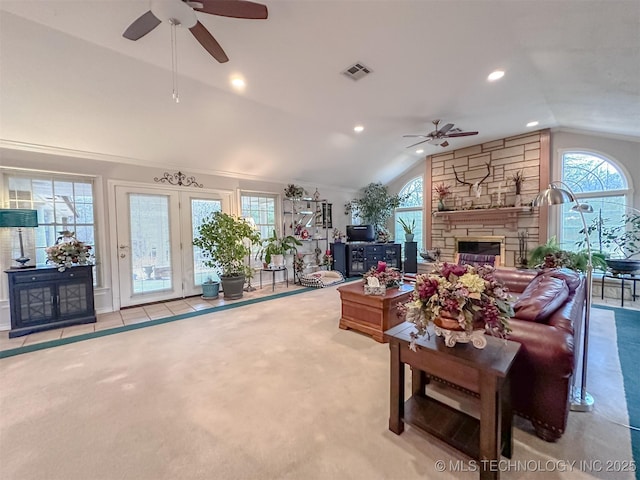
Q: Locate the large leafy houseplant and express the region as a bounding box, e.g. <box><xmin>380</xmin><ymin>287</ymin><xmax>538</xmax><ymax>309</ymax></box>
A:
<box><xmin>529</xmin><ymin>236</ymin><xmax>607</xmax><ymax>272</ymax></box>
<box><xmin>256</xmin><ymin>230</ymin><xmax>302</xmax><ymax>265</ymax></box>
<box><xmin>345</xmin><ymin>182</ymin><xmax>407</xmax><ymax>237</ymax></box>
<box><xmin>193</xmin><ymin>212</ymin><xmax>261</xmax><ymax>278</ymax></box>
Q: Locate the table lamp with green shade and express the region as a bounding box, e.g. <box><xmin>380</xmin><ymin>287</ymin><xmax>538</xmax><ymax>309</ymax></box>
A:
<box><xmin>0</xmin><ymin>209</ymin><xmax>39</xmax><ymax>268</ymax></box>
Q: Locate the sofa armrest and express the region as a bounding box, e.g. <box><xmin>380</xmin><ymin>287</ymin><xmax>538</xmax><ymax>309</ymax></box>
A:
<box><xmin>507</xmin><ymin>318</ymin><xmax>575</xmax><ymax>378</ymax></box>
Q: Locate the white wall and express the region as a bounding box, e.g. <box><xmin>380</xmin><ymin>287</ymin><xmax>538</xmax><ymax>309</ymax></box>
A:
<box><xmin>0</xmin><ymin>147</ymin><xmax>357</xmax><ymax>329</ymax></box>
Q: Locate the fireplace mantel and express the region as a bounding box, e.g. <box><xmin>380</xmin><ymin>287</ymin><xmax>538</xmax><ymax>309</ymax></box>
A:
<box><xmin>433</xmin><ymin>206</ymin><xmax>533</xmax><ymax>232</ymax></box>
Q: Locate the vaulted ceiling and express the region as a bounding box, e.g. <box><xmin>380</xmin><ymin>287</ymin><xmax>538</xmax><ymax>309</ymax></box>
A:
<box><xmin>1</xmin><ymin>0</ymin><xmax>638</xmax><ymax>189</ymax></box>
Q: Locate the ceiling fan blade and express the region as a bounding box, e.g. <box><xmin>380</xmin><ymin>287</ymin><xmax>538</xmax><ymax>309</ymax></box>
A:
<box><xmin>446</xmin><ymin>131</ymin><xmax>479</xmax><ymax>137</ymax></box>
<box><xmin>438</xmin><ymin>123</ymin><xmax>454</xmax><ymax>135</ymax></box>
<box><xmin>194</xmin><ymin>0</ymin><xmax>268</xmax><ymax>19</ymax></box>
<box><xmin>402</xmin><ymin>134</ymin><xmax>429</xmax><ymax>138</ymax></box>
<box><xmin>123</xmin><ymin>10</ymin><xmax>161</xmax><ymax>40</ymax></box>
<box><xmin>406</xmin><ymin>139</ymin><xmax>430</xmax><ymax>148</ymax></box>
<box><xmin>189</xmin><ymin>21</ymin><xmax>229</xmax><ymax>63</ymax></box>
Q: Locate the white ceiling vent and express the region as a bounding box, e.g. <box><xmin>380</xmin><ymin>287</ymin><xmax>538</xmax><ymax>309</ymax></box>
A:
<box><xmin>342</xmin><ymin>62</ymin><xmax>373</xmax><ymax>81</ymax></box>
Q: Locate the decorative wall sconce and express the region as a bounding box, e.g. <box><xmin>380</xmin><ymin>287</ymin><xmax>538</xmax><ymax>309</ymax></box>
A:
<box><xmin>154</xmin><ymin>171</ymin><xmax>203</xmax><ymax>188</ymax></box>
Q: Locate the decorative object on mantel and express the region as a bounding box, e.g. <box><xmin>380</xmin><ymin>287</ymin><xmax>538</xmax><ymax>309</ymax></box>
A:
<box><xmin>453</xmin><ymin>161</ymin><xmax>492</xmax><ymax>198</ymax></box>
<box><xmin>398</xmin><ymin>262</ymin><xmax>512</xmax><ymax>350</ymax></box>
<box><xmin>511</xmin><ymin>170</ymin><xmax>525</xmax><ymax>207</ymax></box>
<box><xmin>46</xmin><ymin>230</ymin><xmax>94</xmax><ymax>272</ymax></box>
<box><xmin>154</xmin><ymin>171</ymin><xmax>203</xmax><ymax>188</ymax></box>
<box><xmin>433</xmin><ymin>206</ymin><xmax>533</xmax><ymax>232</ymax></box>
<box><xmin>433</xmin><ymin>182</ymin><xmax>452</xmax><ymax>211</ymax></box>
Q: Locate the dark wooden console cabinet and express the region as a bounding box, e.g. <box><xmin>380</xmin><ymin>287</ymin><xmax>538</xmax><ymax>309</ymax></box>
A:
<box><xmin>331</xmin><ymin>242</ymin><xmax>402</xmax><ymax>277</ymax></box>
<box><xmin>5</xmin><ymin>265</ymin><xmax>96</xmax><ymax>338</ymax></box>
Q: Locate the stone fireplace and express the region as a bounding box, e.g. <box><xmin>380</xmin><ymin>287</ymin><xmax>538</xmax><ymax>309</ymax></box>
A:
<box><xmin>427</xmin><ymin>130</ymin><xmax>549</xmax><ymax>267</ymax></box>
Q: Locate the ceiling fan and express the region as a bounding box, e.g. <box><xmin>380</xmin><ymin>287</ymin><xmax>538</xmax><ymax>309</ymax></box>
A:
<box><xmin>123</xmin><ymin>0</ymin><xmax>269</xmax><ymax>63</ymax></box>
<box><xmin>403</xmin><ymin>120</ymin><xmax>478</xmax><ymax>148</ymax></box>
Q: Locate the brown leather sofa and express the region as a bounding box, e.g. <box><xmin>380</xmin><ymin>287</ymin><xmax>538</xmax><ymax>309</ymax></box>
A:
<box><xmin>494</xmin><ymin>268</ymin><xmax>586</xmax><ymax>442</ymax></box>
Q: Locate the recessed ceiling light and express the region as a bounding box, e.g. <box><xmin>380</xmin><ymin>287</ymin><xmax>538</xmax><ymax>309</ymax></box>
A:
<box><xmin>354</xmin><ymin>125</ymin><xmax>364</xmax><ymax>133</ymax></box>
<box><xmin>526</xmin><ymin>121</ymin><xmax>539</xmax><ymax>128</ymax></box>
<box><xmin>230</xmin><ymin>77</ymin><xmax>246</xmax><ymax>90</ymax></box>
<box><xmin>487</xmin><ymin>70</ymin><xmax>505</xmax><ymax>81</ymax></box>
<box><xmin>416</xmin><ymin>149</ymin><xmax>424</xmax><ymax>154</ymax></box>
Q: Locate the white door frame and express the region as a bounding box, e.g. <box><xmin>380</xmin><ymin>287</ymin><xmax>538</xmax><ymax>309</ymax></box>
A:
<box><xmin>107</xmin><ymin>180</ymin><xmax>233</xmax><ymax>310</ymax></box>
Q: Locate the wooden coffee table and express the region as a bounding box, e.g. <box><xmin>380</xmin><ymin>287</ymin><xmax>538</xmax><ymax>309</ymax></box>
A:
<box><xmin>337</xmin><ymin>281</ymin><xmax>413</xmax><ymax>343</ymax></box>
<box><xmin>384</xmin><ymin>322</ymin><xmax>521</xmax><ymax>480</ymax></box>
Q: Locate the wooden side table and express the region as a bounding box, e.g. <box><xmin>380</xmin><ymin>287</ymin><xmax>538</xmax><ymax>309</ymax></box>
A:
<box><xmin>384</xmin><ymin>322</ymin><xmax>520</xmax><ymax>480</ymax></box>
<box><xmin>337</xmin><ymin>281</ymin><xmax>413</xmax><ymax>343</ymax></box>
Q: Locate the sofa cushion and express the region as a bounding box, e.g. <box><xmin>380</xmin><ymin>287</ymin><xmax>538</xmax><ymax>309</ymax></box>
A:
<box><xmin>538</xmin><ymin>268</ymin><xmax>582</xmax><ymax>293</ymax></box>
<box><xmin>513</xmin><ymin>275</ymin><xmax>570</xmax><ymax>322</ymax></box>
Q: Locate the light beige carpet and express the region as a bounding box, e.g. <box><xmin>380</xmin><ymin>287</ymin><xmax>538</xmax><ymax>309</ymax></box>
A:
<box><xmin>0</xmin><ymin>286</ymin><xmax>634</xmax><ymax>480</ymax></box>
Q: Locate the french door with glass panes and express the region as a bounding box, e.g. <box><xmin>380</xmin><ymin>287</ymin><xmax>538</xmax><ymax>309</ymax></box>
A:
<box><xmin>114</xmin><ymin>186</ymin><xmax>228</xmax><ymax>307</ymax></box>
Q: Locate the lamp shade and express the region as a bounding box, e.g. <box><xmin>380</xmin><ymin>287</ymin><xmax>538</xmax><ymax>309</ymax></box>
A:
<box><xmin>532</xmin><ymin>184</ymin><xmax>575</xmax><ymax>207</ymax></box>
<box><xmin>0</xmin><ymin>209</ymin><xmax>39</xmax><ymax>228</ymax></box>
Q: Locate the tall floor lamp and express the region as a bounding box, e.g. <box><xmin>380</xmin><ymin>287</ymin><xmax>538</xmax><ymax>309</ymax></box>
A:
<box><xmin>0</xmin><ymin>209</ymin><xmax>39</xmax><ymax>269</ymax></box>
<box><xmin>533</xmin><ymin>182</ymin><xmax>594</xmax><ymax>412</ymax></box>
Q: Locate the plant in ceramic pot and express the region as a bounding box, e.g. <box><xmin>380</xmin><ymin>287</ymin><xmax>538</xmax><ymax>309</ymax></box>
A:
<box><xmin>256</xmin><ymin>230</ymin><xmax>302</xmax><ymax>267</ymax></box>
<box><xmin>397</xmin><ymin>217</ymin><xmax>416</xmax><ymax>242</ymax></box>
<box><xmin>344</xmin><ymin>182</ymin><xmax>407</xmax><ymax>241</ymax></box>
<box><xmin>193</xmin><ymin>212</ymin><xmax>261</xmax><ymax>300</ymax></box>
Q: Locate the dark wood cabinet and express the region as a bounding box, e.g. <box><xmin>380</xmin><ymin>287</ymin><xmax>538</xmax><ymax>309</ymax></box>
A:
<box><xmin>331</xmin><ymin>243</ymin><xmax>402</xmax><ymax>277</ymax></box>
<box><xmin>5</xmin><ymin>265</ymin><xmax>96</xmax><ymax>338</ymax></box>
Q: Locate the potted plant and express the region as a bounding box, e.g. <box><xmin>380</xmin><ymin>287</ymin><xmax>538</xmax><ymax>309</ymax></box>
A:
<box><xmin>580</xmin><ymin>211</ymin><xmax>640</xmax><ymax>273</ymax></box>
<box><xmin>332</xmin><ymin>228</ymin><xmax>345</xmax><ymax>243</ymax></box>
<box><xmin>397</xmin><ymin>218</ymin><xmax>416</xmax><ymax>242</ymax></box>
<box><xmin>193</xmin><ymin>212</ymin><xmax>261</xmax><ymax>300</ymax></box>
<box><xmin>344</xmin><ymin>182</ymin><xmax>407</xmax><ymax>241</ymax></box>
<box><xmin>256</xmin><ymin>229</ymin><xmax>303</xmax><ymax>267</ymax></box>
<box><xmin>529</xmin><ymin>236</ymin><xmax>607</xmax><ymax>272</ymax></box>
<box><xmin>201</xmin><ymin>276</ymin><xmax>220</xmax><ymax>299</ymax></box>
<box><xmin>284</xmin><ymin>184</ymin><xmax>307</xmax><ymax>201</ymax></box>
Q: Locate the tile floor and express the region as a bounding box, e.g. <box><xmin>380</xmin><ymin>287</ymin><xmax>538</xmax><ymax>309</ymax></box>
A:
<box><xmin>0</xmin><ymin>280</ymin><xmax>305</xmax><ymax>353</ymax></box>
<box><xmin>1</xmin><ymin>278</ymin><xmax>637</xmax><ymax>354</ymax></box>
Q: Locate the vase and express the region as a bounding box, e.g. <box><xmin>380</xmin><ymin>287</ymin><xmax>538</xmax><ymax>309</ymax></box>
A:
<box><xmin>437</xmin><ymin>199</ymin><xmax>445</xmax><ymax>211</ymax></box>
<box><xmin>433</xmin><ymin>312</ymin><xmax>487</xmax><ymax>349</ymax></box>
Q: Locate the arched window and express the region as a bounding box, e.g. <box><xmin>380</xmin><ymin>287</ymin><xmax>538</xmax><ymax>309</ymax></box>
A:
<box><xmin>394</xmin><ymin>177</ymin><xmax>423</xmax><ymax>250</ymax></box>
<box><xmin>560</xmin><ymin>151</ymin><xmax>630</xmax><ymax>257</ymax></box>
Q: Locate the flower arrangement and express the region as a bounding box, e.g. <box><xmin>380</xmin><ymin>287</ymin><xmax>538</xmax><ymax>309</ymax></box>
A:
<box><xmin>363</xmin><ymin>261</ymin><xmax>403</xmax><ymax>288</ymax></box>
<box><xmin>294</xmin><ymin>253</ymin><xmax>305</xmax><ymax>274</ymax></box>
<box><xmin>511</xmin><ymin>170</ymin><xmax>525</xmax><ymax>194</ymax></box>
<box><xmin>332</xmin><ymin>228</ymin><xmax>345</xmax><ymax>241</ymax></box>
<box><xmin>284</xmin><ymin>184</ymin><xmax>306</xmax><ymax>200</ymax></box>
<box><xmin>399</xmin><ymin>262</ymin><xmax>513</xmax><ymax>349</ymax></box>
<box><xmin>46</xmin><ymin>231</ymin><xmax>93</xmax><ymax>272</ymax></box>
<box><xmin>433</xmin><ymin>182</ymin><xmax>452</xmax><ymax>200</ymax></box>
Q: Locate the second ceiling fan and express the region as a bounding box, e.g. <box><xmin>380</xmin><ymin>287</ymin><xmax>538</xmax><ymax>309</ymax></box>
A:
<box><xmin>404</xmin><ymin>120</ymin><xmax>478</xmax><ymax>148</ymax></box>
<box><xmin>123</xmin><ymin>0</ymin><xmax>269</xmax><ymax>63</ymax></box>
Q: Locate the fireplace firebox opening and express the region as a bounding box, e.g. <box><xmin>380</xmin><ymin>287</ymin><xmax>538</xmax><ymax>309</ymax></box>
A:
<box><xmin>454</xmin><ymin>236</ymin><xmax>506</xmax><ymax>265</ymax></box>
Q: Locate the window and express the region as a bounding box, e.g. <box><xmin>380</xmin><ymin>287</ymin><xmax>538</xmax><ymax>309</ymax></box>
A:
<box><xmin>394</xmin><ymin>177</ymin><xmax>424</xmax><ymax>251</ymax></box>
<box><xmin>240</xmin><ymin>192</ymin><xmax>277</xmax><ymax>266</ymax></box>
<box><xmin>560</xmin><ymin>151</ymin><xmax>630</xmax><ymax>257</ymax></box>
<box><xmin>3</xmin><ymin>172</ymin><xmax>97</xmax><ymax>276</ymax></box>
